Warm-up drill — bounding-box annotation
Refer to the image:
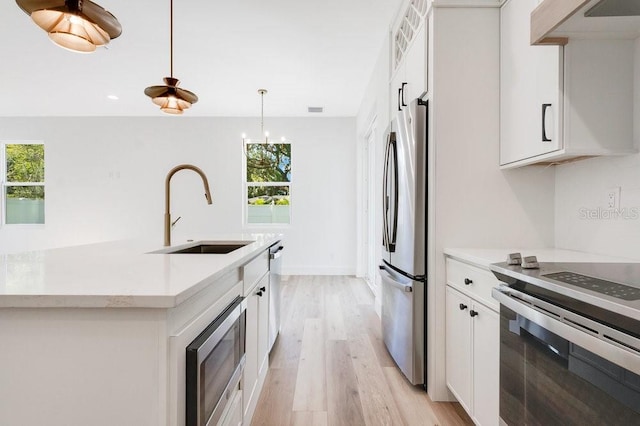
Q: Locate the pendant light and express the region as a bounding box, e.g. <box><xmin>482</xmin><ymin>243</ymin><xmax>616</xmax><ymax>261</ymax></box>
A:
<box><xmin>16</xmin><ymin>0</ymin><xmax>122</xmax><ymax>53</ymax></box>
<box><xmin>144</xmin><ymin>0</ymin><xmax>198</xmax><ymax>115</ymax></box>
<box><xmin>242</xmin><ymin>89</ymin><xmax>270</xmax><ymax>152</ymax></box>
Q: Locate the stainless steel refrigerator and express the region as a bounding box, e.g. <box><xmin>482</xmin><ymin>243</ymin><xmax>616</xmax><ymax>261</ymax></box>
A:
<box><xmin>379</xmin><ymin>98</ymin><xmax>427</xmax><ymax>387</ymax></box>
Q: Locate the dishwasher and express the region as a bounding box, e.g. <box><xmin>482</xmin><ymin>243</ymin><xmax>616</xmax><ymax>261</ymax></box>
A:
<box><xmin>268</xmin><ymin>243</ymin><xmax>284</xmax><ymax>351</ymax></box>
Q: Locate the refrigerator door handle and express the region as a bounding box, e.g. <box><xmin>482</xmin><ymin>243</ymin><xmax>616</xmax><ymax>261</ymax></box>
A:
<box><xmin>379</xmin><ymin>265</ymin><xmax>413</xmax><ymax>292</ymax></box>
<box><xmin>382</xmin><ymin>131</ymin><xmax>398</xmax><ymax>253</ymax></box>
<box><xmin>382</xmin><ymin>132</ymin><xmax>393</xmax><ymax>251</ymax></box>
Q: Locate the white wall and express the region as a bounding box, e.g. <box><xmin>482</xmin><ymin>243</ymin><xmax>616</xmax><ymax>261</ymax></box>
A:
<box><xmin>554</xmin><ymin>38</ymin><xmax>640</xmax><ymax>259</ymax></box>
<box><xmin>0</xmin><ymin>116</ymin><xmax>357</xmax><ymax>275</ymax></box>
<box><xmin>356</xmin><ymin>31</ymin><xmax>392</xmax><ymax>304</ymax></box>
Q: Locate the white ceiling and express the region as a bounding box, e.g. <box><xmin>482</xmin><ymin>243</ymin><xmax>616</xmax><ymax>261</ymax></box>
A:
<box><xmin>1</xmin><ymin>0</ymin><xmax>402</xmax><ymax>117</ymax></box>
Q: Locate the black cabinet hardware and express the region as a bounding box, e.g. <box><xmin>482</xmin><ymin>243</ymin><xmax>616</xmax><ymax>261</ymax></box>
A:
<box><xmin>459</xmin><ymin>303</ymin><xmax>468</xmax><ymax>310</ymax></box>
<box><xmin>464</xmin><ymin>278</ymin><xmax>473</xmax><ymax>285</ymax></box>
<box><xmin>542</xmin><ymin>103</ymin><xmax>552</xmax><ymax>142</ymax></box>
<box><xmin>470</xmin><ymin>310</ymin><xmax>479</xmax><ymax>317</ymax></box>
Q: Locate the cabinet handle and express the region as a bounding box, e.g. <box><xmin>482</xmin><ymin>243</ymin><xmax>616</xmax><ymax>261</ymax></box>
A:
<box><xmin>259</xmin><ymin>286</ymin><xmax>266</xmax><ymax>292</ymax></box>
<box><xmin>398</xmin><ymin>87</ymin><xmax>403</xmax><ymax>111</ymax></box>
<box><xmin>542</xmin><ymin>103</ymin><xmax>552</xmax><ymax>142</ymax></box>
<box><xmin>470</xmin><ymin>310</ymin><xmax>479</xmax><ymax>318</ymax></box>
<box><xmin>459</xmin><ymin>303</ymin><xmax>468</xmax><ymax>311</ymax></box>
<box><xmin>256</xmin><ymin>290</ymin><xmax>263</xmax><ymax>297</ymax></box>
<box><xmin>401</xmin><ymin>82</ymin><xmax>407</xmax><ymax>107</ymax></box>
<box><xmin>464</xmin><ymin>278</ymin><xmax>473</xmax><ymax>285</ymax></box>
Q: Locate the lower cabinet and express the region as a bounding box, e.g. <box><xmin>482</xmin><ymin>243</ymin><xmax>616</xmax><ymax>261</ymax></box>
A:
<box><xmin>445</xmin><ymin>258</ymin><xmax>499</xmax><ymax>426</ymax></box>
<box><xmin>242</xmin><ymin>271</ymin><xmax>270</xmax><ymax>423</ymax></box>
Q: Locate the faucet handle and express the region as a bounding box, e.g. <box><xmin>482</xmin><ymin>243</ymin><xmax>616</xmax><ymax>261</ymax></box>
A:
<box><xmin>171</xmin><ymin>216</ymin><xmax>182</xmax><ymax>228</ymax></box>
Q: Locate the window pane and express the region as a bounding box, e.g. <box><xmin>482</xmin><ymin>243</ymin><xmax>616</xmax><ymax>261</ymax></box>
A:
<box><xmin>5</xmin><ymin>186</ymin><xmax>45</xmax><ymax>224</ymax></box>
<box><xmin>6</xmin><ymin>144</ymin><xmax>44</xmax><ymax>183</ymax></box>
<box><xmin>246</xmin><ymin>143</ymin><xmax>291</xmax><ymax>183</ymax></box>
<box><xmin>247</xmin><ymin>185</ymin><xmax>290</xmax><ymax>224</ymax></box>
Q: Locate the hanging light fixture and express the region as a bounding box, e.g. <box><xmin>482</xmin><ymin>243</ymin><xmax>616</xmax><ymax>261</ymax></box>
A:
<box><xmin>15</xmin><ymin>0</ymin><xmax>122</xmax><ymax>53</ymax></box>
<box><xmin>144</xmin><ymin>0</ymin><xmax>198</xmax><ymax>115</ymax></box>
<box><xmin>242</xmin><ymin>89</ymin><xmax>272</xmax><ymax>153</ymax></box>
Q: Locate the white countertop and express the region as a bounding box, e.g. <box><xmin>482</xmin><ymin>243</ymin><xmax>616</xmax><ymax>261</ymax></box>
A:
<box><xmin>444</xmin><ymin>247</ymin><xmax>638</xmax><ymax>269</ymax></box>
<box><xmin>0</xmin><ymin>234</ymin><xmax>282</xmax><ymax>309</ymax></box>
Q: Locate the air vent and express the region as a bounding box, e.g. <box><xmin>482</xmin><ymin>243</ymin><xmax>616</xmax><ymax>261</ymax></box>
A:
<box><xmin>308</xmin><ymin>107</ymin><xmax>323</xmax><ymax>113</ymax></box>
<box><xmin>393</xmin><ymin>0</ymin><xmax>429</xmax><ymax>69</ymax></box>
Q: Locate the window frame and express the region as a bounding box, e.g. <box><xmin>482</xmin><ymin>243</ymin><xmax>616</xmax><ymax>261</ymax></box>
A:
<box><xmin>1</xmin><ymin>140</ymin><xmax>46</xmax><ymax>227</ymax></box>
<box><xmin>242</xmin><ymin>140</ymin><xmax>292</xmax><ymax>227</ymax></box>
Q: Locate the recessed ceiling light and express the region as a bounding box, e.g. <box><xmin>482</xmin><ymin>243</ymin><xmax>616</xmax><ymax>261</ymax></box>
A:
<box><xmin>308</xmin><ymin>106</ymin><xmax>323</xmax><ymax>113</ymax></box>
<box><xmin>107</xmin><ymin>95</ymin><xmax>119</xmax><ymax>100</ymax></box>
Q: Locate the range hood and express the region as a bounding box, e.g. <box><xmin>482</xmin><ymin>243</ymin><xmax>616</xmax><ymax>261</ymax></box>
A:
<box><xmin>585</xmin><ymin>0</ymin><xmax>640</xmax><ymax>17</ymax></box>
<box><xmin>531</xmin><ymin>0</ymin><xmax>640</xmax><ymax>45</ymax></box>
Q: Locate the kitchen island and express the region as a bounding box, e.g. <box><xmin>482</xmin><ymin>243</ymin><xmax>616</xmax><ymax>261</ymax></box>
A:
<box><xmin>0</xmin><ymin>234</ymin><xmax>281</xmax><ymax>426</ymax></box>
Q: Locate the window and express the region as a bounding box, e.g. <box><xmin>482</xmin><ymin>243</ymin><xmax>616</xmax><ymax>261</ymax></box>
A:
<box><xmin>245</xmin><ymin>142</ymin><xmax>291</xmax><ymax>224</ymax></box>
<box><xmin>2</xmin><ymin>142</ymin><xmax>45</xmax><ymax>225</ymax></box>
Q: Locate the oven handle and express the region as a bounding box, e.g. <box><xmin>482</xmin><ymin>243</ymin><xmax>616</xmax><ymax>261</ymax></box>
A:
<box><xmin>492</xmin><ymin>286</ymin><xmax>640</xmax><ymax>376</ymax></box>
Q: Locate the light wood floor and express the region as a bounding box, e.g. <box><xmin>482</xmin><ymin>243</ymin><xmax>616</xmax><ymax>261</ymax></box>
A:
<box><xmin>251</xmin><ymin>276</ymin><xmax>473</xmax><ymax>426</ymax></box>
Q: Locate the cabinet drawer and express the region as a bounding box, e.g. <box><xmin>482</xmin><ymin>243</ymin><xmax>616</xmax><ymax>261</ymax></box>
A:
<box><xmin>243</xmin><ymin>250</ymin><xmax>269</xmax><ymax>295</ymax></box>
<box><xmin>446</xmin><ymin>258</ymin><xmax>499</xmax><ymax>311</ymax></box>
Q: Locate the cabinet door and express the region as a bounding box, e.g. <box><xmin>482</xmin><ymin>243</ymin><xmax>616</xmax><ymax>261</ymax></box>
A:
<box><xmin>472</xmin><ymin>303</ymin><xmax>500</xmax><ymax>426</ymax></box>
<box><xmin>256</xmin><ymin>274</ymin><xmax>270</xmax><ymax>378</ymax></box>
<box><xmin>500</xmin><ymin>0</ymin><xmax>562</xmax><ymax>166</ymax></box>
<box><xmin>445</xmin><ymin>286</ymin><xmax>472</xmax><ymax>413</ymax></box>
<box><xmin>403</xmin><ymin>23</ymin><xmax>427</xmax><ymax>102</ymax></box>
<box><xmin>242</xmin><ymin>288</ymin><xmax>259</xmax><ymax>417</ymax></box>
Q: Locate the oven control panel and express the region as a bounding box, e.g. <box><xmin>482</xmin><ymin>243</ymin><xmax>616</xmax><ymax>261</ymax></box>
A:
<box><xmin>543</xmin><ymin>271</ymin><xmax>640</xmax><ymax>301</ymax></box>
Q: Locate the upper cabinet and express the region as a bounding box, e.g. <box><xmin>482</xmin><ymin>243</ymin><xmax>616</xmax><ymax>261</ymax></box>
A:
<box><xmin>532</xmin><ymin>0</ymin><xmax>640</xmax><ymax>45</ymax></box>
<box><xmin>390</xmin><ymin>0</ymin><xmax>429</xmax><ymax>114</ymax></box>
<box><xmin>500</xmin><ymin>0</ymin><xmax>636</xmax><ymax>168</ymax></box>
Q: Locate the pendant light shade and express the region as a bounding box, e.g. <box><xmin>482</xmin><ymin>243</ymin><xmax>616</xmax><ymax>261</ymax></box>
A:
<box><xmin>16</xmin><ymin>0</ymin><xmax>122</xmax><ymax>53</ymax></box>
<box><xmin>144</xmin><ymin>0</ymin><xmax>197</xmax><ymax>115</ymax></box>
<box><xmin>144</xmin><ymin>77</ymin><xmax>198</xmax><ymax>115</ymax></box>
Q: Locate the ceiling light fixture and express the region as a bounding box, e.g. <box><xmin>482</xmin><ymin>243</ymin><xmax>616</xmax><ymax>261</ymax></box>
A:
<box><xmin>242</xmin><ymin>89</ymin><xmax>271</xmax><ymax>148</ymax></box>
<box><xmin>144</xmin><ymin>0</ymin><xmax>197</xmax><ymax>115</ymax></box>
<box><xmin>16</xmin><ymin>0</ymin><xmax>122</xmax><ymax>53</ymax></box>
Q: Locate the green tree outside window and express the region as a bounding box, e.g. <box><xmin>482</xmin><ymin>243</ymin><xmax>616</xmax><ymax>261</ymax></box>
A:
<box><xmin>4</xmin><ymin>143</ymin><xmax>45</xmax><ymax>224</ymax></box>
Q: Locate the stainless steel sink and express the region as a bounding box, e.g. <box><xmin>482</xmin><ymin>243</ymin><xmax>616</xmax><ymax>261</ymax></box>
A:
<box><xmin>152</xmin><ymin>241</ymin><xmax>253</xmax><ymax>254</ymax></box>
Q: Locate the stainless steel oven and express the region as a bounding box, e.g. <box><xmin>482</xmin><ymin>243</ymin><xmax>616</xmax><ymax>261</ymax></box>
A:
<box><xmin>186</xmin><ymin>296</ymin><xmax>246</xmax><ymax>426</ymax></box>
<box><xmin>492</xmin><ymin>281</ymin><xmax>640</xmax><ymax>425</ymax></box>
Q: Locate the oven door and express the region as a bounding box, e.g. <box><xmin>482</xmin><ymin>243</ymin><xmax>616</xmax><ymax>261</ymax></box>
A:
<box><xmin>186</xmin><ymin>296</ymin><xmax>246</xmax><ymax>426</ymax></box>
<box><xmin>493</xmin><ymin>287</ymin><xmax>640</xmax><ymax>426</ymax></box>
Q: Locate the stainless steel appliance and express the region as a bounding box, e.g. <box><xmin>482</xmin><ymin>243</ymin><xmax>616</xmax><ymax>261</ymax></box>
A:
<box><xmin>491</xmin><ymin>261</ymin><xmax>640</xmax><ymax>425</ymax></box>
<box><xmin>268</xmin><ymin>243</ymin><xmax>284</xmax><ymax>351</ymax></box>
<box><xmin>379</xmin><ymin>98</ymin><xmax>428</xmax><ymax>387</ymax></box>
<box><xmin>186</xmin><ymin>296</ymin><xmax>246</xmax><ymax>426</ymax></box>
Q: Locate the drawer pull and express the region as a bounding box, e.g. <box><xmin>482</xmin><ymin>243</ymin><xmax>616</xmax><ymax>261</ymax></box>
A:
<box><xmin>256</xmin><ymin>290</ymin><xmax>263</xmax><ymax>297</ymax></box>
<box><xmin>464</xmin><ymin>278</ymin><xmax>473</xmax><ymax>285</ymax></box>
<box><xmin>459</xmin><ymin>303</ymin><xmax>468</xmax><ymax>311</ymax></box>
<box><xmin>259</xmin><ymin>286</ymin><xmax>266</xmax><ymax>292</ymax></box>
<box><xmin>470</xmin><ymin>310</ymin><xmax>479</xmax><ymax>318</ymax></box>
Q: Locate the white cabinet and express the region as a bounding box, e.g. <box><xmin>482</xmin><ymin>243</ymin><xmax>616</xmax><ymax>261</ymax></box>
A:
<box><xmin>242</xmin><ymin>252</ymin><xmax>270</xmax><ymax>424</ymax></box>
<box><xmin>500</xmin><ymin>0</ymin><xmax>635</xmax><ymax>168</ymax></box>
<box><xmin>391</xmin><ymin>23</ymin><xmax>428</xmax><ymax>113</ymax></box>
<box><xmin>445</xmin><ymin>258</ymin><xmax>499</xmax><ymax>426</ymax></box>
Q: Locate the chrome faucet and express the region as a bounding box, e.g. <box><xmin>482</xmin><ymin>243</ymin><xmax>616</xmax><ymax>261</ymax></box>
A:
<box><xmin>164</xmin><ymin>164</ymin><xmax>213</xmax><ymax>246</ymax></box>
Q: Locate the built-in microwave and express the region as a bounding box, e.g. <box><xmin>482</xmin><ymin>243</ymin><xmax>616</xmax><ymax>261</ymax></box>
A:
<box><xmin>186</xmin><ymin>296</ymin><xmax>246</xmax><ymax>426</ymax></box>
